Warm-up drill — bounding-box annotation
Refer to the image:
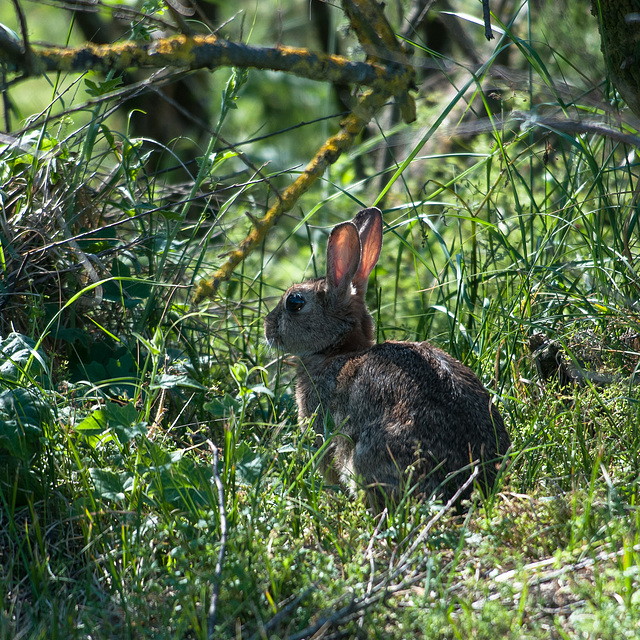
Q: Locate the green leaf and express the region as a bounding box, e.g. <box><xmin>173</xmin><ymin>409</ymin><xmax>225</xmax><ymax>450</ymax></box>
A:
<box><xmin>89</xmin><ymin>468</ymin><xmax>128</xmax><ymax>502</ymax></box>
<box><xmin>144</xmin><ymin>443</ymin><xmax>214</xmax><ymax>512</ymax></box>
<box><xmin>248</xmin><ymin>384</ymin><xmax>274</xmax><ymax>397</ymax></box>
<box><xmin>204</xmin><ymin>393</ymin><xmax>242</xmax><ymax>417</ymax></box>
<box><xmin>0</xmin><ymin>387</ymin><xmax>49</xmax><ymax>462</ymax></box>
<box><xmin>76</xmin><ymin>402</ymin><xmax>146</xmax><ymax>444</ymax></box>
<box><xmin>84</xmin><ymin>76</ymin><xmax>124</xmax><ymax>97</ymax></box>
<box><xmin>235</xmin><ymin>443</ymin><xmax>265</xmax><ymax>484</ymax></box>
<box><xmin>0</xmin><ymin>386</ymin><xmax>50</xmax><ymax>498</ymax></box>
<box><xmin>151</xmin><ymin>373</ymin><xmax>207</xmax><ymax>391</ymax></box>
<box><xmin>0</xmin><ymin>332</ymin><xmax>48</xmax><ymax>380</ymax></box>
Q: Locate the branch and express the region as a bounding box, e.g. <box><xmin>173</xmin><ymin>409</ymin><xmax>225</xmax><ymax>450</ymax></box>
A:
<box><xmin>342</xmin><ymin>0</ymin><xmax>417</xmax><ymax>122</ymax></box>
<box><xmin>0</xmin><ymin>33</ymin><xmax>410</xmax><ymax>95</ymax></box>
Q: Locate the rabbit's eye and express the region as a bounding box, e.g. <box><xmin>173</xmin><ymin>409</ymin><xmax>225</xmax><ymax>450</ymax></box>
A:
<box><xmin>286</xmin><ymin>292</ymin><xmax>305</xmax><ymax>312</ymax></box>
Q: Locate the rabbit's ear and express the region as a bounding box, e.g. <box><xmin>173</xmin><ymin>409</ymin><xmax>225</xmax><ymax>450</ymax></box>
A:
<box><xmin>352</xmin><ymin>208</ymin><xmax>383</xmax><ymax>293</ymax></box>
<box><xmin>326</xmin><ymin>221</ymin><xmax>361</xmax><ymax>297</ymax></box>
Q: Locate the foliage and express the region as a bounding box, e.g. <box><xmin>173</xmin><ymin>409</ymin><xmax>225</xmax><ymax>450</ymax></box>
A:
<box><xmin>0</xmin><ymin>0</ymin><xmax>639</xmax><ymax>639</ymax></box>
<box><xmin>0</xmin><ymin>333</ymin><xmax>52</xmax><ymax>498</ymax></box>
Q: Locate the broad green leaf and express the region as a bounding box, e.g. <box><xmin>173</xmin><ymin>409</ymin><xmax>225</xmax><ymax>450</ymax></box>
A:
<box><xmin>0</xmin><ymin>387</ymin><xmax>49</xmax><ymax>462</ymax></box>
<box><xmin>151</xmin><ymin>373</ymin><xmax>207</xmax><ymax>391</ymax></box>
<box><xmin>76</xmin><ymin>402</ymin><xmax>146</xmax><ymax>444</ymax></box>
<box><xmin>89</xmin><ymin>468</ymin><xmax>128</xmax><ymax>502</ymax></box>
<box><xmin>204</xmin><ymin>393</ymin><xmax>242</xmax><ymax>417</ymax></box>
<box><xmin>0</xmin><ymin>332</ymin><xmax>48</xmax><ymax>380</ymax></box>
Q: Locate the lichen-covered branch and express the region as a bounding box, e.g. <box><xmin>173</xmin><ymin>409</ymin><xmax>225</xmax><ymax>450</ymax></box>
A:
<box><xmin>0</xmin><ymin>32</ymin><xmax>406</xmax><ymax>95</ymax></box>
<box><xmin>342</xmin><ymin>0</ymin><xmax>416</xmax><ymax>122</ymax></box>
<box><xmin>343</xmin><ymin>0</ymin><xmax>409</xmax><ymax>56</ymax></box>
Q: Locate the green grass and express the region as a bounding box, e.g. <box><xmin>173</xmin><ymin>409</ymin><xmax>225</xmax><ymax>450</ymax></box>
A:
<box><xmin>1</xmin><ymin>0</ymin><xmax>640</xmax><ymax>638</ymax></box>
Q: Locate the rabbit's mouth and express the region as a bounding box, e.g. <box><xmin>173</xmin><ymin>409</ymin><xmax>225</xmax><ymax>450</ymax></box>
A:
<box><xmin>264</xmin><ymin>316</ymin><xmax>287</xmax><ymax>352</ymax></box>
<box><xmin>264</xmin><ymin>334</ymin><xmax>282</xmax><ymax>351</ymax></box>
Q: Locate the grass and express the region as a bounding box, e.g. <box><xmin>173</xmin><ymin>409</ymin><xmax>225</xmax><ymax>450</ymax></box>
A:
<box><xmin>1</xmin><ymin>0</ymin><xmax>640</xmax><ymax>638</ymax></box>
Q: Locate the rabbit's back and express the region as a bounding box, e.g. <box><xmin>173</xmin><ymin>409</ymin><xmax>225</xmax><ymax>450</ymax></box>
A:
<box><xmin>298</xmin><ymin>341</ymin><xmax>509</xmax><ymax>501</ymax></box>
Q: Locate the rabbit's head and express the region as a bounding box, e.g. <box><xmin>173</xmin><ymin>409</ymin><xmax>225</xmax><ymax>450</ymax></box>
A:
<box><xmin>264</xmin><ymin>208</ymin><xmax>383</xmax><ymax>356</ymax></box>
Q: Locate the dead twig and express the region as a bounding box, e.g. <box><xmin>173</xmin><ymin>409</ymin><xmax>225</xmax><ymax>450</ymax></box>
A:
<box><xmin>271</xmin><ymin>469</ymin><xmax>479</xmax><ymax>639</ymax></box>
<box><xmin>207</xmin><ymin>440</ymin><xmax>227</xmax><ymax>639</ymax></box>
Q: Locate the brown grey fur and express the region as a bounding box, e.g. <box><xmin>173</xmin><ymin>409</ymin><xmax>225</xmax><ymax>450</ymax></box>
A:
<box><xmin>264</xmin><ymin>208</ymin><xmax>510</xmax><ymax>508</ymax></box>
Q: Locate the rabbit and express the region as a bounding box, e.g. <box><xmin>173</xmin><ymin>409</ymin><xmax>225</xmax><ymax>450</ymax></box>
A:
<box><xmin>264</xmin><ymin>207</ymin><xmax>510</xmax><ymax>510</ymax></box>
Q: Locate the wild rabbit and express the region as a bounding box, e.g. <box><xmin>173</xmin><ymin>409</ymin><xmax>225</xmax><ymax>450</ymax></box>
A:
<box><xmin>264</xmin><ymin>207</ymin><xmax>510</xmax><ymax>509</ymax></box>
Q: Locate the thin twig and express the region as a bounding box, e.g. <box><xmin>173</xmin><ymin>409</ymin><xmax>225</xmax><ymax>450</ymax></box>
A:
<box><xmin>247</xmin><ymin>586</ymin><xmax>318</xmax><ymax>640</ymax></box>
<box><xmin>482</xmin><ymin>0</ymin><xmax>494</xmax><ymax>40</ymax></box>
<box><xmin>207</xmin><ymin>440</ymin><xmax>227</xmax><ymax>639</ymax></box>
<box><xmin>394</xmin><ymin>466</ymin><xmax>479</xmax><ymax>574</ymax></box>
<box><xmin>401</xmin><ymin>0</ymin><xmax>438</xmax><ymax>39</ymax></box>
<box><xmin>359</xmin><ymin>508</ymin><xmax>387</xmax><ymax>629</ymax></box>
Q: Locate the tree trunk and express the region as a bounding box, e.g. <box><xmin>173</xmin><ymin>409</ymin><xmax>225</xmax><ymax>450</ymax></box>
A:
<box><xmin>592</xmin><ymin>0</ymin><xmax>640</xmax><ymax>118</ymax></box>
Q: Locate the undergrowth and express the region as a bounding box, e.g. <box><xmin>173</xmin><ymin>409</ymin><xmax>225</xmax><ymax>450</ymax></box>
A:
<box><xmin>1</xmin><ymin>1</ymin><xmax>640</xmax><ymax>638</ymax></box>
